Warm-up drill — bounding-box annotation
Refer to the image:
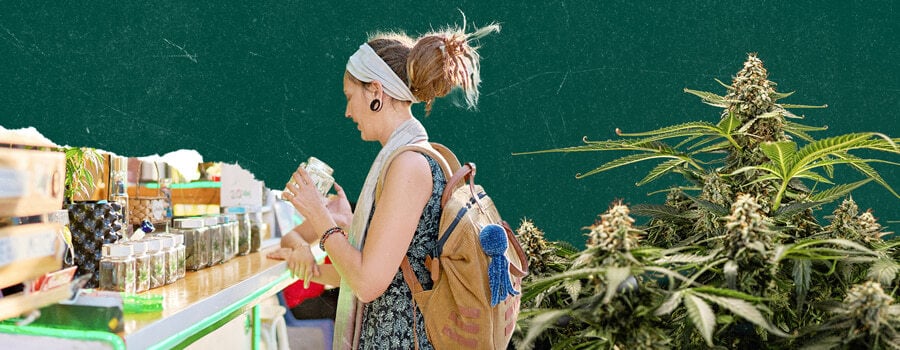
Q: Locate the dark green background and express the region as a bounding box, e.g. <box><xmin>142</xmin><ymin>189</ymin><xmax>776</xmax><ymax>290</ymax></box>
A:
<box><xmin>2</xmin><ymin>2</ymin><xmax>897</xmax><ymax>244</ymax></box>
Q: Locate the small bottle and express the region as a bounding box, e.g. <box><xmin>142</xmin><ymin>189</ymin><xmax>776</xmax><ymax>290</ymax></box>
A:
<box><xmin>172</xmin><ymin>233</ymin><xmax>186</xmax><ymax>279</ymax></box>
<box><xmin>99</xmin><ymin>243</ymin><xmax>135</xmax><ymax>293</ymax></box>
<box><xmin>172</xmin><ymin>218</ymin><xmax>208</xmax><ymax>270</ymax></box>
<box><xmin>205</xmin><ymin>216</ymin><xmax>223</xmax><ymax>265</ymax></box>
<box><xmin>143</xmin><ymin>237</ymin><xmax>166</xmax><ymax>289</ymax></box>
<box><xmin>156</xmin><ymin>235</ymin><xmax>177</xmax><ymax>285</ymax></box>
<box><xmin>128</xmin><ymin>240</ymin><xmax>151</xmax><ymax>293</ymax></box>
<box><xmin>108</xmin><ymin>156</ymin><xmax>132</xmax><ymax>238</ymax></box>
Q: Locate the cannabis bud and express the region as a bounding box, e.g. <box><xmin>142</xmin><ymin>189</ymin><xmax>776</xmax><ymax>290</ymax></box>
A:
<box><xmin>844</xmin><ymin>281</ymin><xmax>893</xmax><ymax>336</ymax></box>
<box><xmin>723</xmin><ymin>194</ymin><xmax>774</xmax><ymax>258</ymax></box>
<box><xmin>586</xmin><ymin>203</ymin><xmax>642</xmax><ymax>253</ymax></box>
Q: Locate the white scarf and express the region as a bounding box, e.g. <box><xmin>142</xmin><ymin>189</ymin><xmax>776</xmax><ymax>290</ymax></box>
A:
<box><xmin>346</xmin><ymin>43</ymin><xmax>419</xmax><ymax>103</ymax></box>
<box><xmin>333</xmin><ymin>117</ymin><xmax>428</xmax><ymax>349</ymax></box>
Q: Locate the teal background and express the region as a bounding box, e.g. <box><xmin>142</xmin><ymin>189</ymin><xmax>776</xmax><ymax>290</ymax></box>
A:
<box><xmin>2</xmin><ymin>2</ymin><xmax>897</xmax><ymax>245</ymax></box>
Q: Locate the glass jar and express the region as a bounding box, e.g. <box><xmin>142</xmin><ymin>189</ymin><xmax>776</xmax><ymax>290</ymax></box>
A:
<box><xmin>235</xmin><ymin>212</ymin><xmax>251</xmax><ymax>256</ymax></box>
<box><xmin>172</xmin><ymin>217</ymin><xmax>208</xmax><ymax>271</ymax></box>
<box><xmin>219</xmin><ymin>215</ymin><xmax>235</xmax><ymax>262</ymax></box>
<box><xmin>99</xmin><ymin>243</ymin><xmax>135</xmax><ymax>293</ymax></box>
<box><xmin>171</xmin><ymin>233</ymin><xmax>186</xmax><ymax>279</ymax></box>
<box><xmin>143</xmin><ymin>237</ymin><xmax>166</xmax><ymax>289</ymax></box>
<box><xmin>205</xmin><ymin>216</ymin><xmax>224</xmax><ymax>265</ymax></box>
<box><xmin>155</xmin><ymin>235</ymin><xmax>177</xmax><ymax>285</ymax></box>
<box><xmin>248</xmin><ymin>211</ymin><xmax>268</xmax><ymax>253</ymax></box>
<box><xmin>284</xmin><ymin>157</ymin><xmax>334</xmax><ymax>199</ymax></box>
<box><xmin>127</xmin><ymin>240</ymin><xmax>151</xmax><ymax>293</ymax></box>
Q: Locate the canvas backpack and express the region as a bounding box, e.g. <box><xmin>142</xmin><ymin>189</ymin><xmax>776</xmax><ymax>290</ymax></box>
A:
<box><xmin>376</xmin><ymin>142</ymin><xmax>529</xmax><ymax>350</ymax></box>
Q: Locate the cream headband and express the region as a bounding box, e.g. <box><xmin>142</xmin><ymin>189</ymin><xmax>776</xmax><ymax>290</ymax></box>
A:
<box><xmin>346</xmin><ymin>43</ymin><xmax>419</xmax><ymax>103</ymax></box>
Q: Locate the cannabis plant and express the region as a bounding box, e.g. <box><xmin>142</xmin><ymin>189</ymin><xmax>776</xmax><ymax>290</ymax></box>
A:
<box><xmin>515</xmin><ymin>54</ymin><xmax>899</xmax><ymax>349</ymax></box>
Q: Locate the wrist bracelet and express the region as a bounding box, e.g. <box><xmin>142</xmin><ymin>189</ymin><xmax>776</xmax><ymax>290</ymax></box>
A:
<box><xmin>320</xmin><ymin>226</ymin><xmax>345</xmax><ymax>251</ymax></box>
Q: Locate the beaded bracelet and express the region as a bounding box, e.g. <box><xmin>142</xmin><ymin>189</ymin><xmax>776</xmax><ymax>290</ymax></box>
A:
<box><xmin>320</xmin><ymin>226</ymin><xmax>346</xmax><ymax>251</ymax></box>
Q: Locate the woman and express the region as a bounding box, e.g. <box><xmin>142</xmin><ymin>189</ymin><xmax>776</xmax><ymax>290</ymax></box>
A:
<box><xmin>281</xmin><ymin>22</ymin><xmax>499</xmax><ymax>349</ymax></box>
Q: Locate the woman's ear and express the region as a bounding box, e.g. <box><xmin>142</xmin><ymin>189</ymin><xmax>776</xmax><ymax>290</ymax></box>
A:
<box><xmin>368</xmin><ymin>80</ymin><xmax>383</xmax><ymax>100</ymax></box>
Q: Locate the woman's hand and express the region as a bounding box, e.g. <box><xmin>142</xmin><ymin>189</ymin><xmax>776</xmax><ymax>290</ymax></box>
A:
<box><xmin>326</xmin><ymin>182</ymin><xmax>353</xmax><ymax>228</ymax></box>
<box><xmin>283</xmin><ymin>165</ymin><xmax>332</xmax><ymax>232</ymax></box>
<box><xmin>286</xmin><ymin>243</ymin><xmax>320</xmax><ymax>288</ymax></box>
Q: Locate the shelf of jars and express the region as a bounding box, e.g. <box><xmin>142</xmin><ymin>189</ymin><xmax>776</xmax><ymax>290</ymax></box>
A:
<box><xmin>0</xmin><ymin>240</ymin><xmax>296</xmax><ymax>349</ymax></box>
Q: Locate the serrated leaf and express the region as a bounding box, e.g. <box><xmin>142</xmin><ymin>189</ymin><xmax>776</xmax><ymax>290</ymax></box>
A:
<box><xmin>615</xmin><ymin>121</ymin><xmax>721</xmax><ymax>138</ymax></box>
<box><xmin>683</xmin><ymin>88</ymin><xmax>734</xmax><ymax>107</ymax></box>
<box><xmin>655</xmin><ymin>291</ymin><xmax>684</xmax><ymax>316</ymax></box>
<box><xmin>522</xmin><ymin>309</ymin><xmax>570</xmax><ymax>348</ymax></box>
<box><xmin>631</xmin><ymin>204</ymin><xmax>697</xmax><ymax>220</ymax></box>
<box><xmin>794</xmin><ymin>170</ymin><xmax>834</xmax><ymax>184</ymax></box>
<box><xmin>833</xmin><ymin>153</ymin><xmax>900</xmax><ymax>198</ymax></box>
<box><xmin>760</xmin><ymin>141</ymin><xmax>797</xmax><ymax>176</ymax></box>
<box><xmin>576</xmin><ymin>153</ymin><xmax>683</xmax><ymax>179</ymax></box>
<box><xmin>771</xmin><ymin>90</ymin><xmax>795</xmax><ymax>101</ymax></box>
<box><xmin>562</xmin><ymin>280</ymin><xmax>582</xmax><ymax>302</ymax></box>
<box><xmin>603</xmin><ymin>266</ymin><xmax>630</xmax><ymax>304</ymax></box>
<box><xmin>684</xmin><ymin>193</ymin><xmax>729</xmax><ymax>216</ymax></box>
<box><xmin>684</xmin><ymin>294</ymin><xmax>716</xmax><ymax>347</ymax></box>
<box><xmin>774</xmin><ymin>201</ymin><xmax>825</xmax><ymax>220</ymax></box>
<box><xmin>655</xmin><ymin>248</ymin><xmax>722</xmax><ymax>265</ymax></box>
<box><xmin>696</xmin><ymin>293</ymin><xmax>790</xmax><ymax>337</ymax></box>
<box><xmin>793</xmin><ymin>259</ymin><xmax>811</xmax><ymax>305</ymax></box>
<box><xmin>781</xmin><ymin>103</ymin><xmax>828</xmax><ymax>109</ymax></box>
<box><xmin>868</xmin><ymin>259</ymin><xmax>900</xmax><ymax>286</ymax></box>
<box><xmin>785</xmin><ymin>121</ymin><xmax>828</xmax><ymax>132</ymax></box>
<box><xmin>717</xmin><ymin>112</ymin><xmax>741</xmax><ymax>134</ymax></box>
<box><xmin>637</xmin><ymin>159</ymin><xmax>685</xmax><ymax>186</ymax></box>
<box><xmin>809</xmin><ymin>179</ymin><xmax>873</xmax><ymax>203</ymax></box>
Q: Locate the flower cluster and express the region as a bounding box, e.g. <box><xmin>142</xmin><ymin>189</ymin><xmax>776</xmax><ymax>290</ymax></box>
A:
<box><xmin>726</xmin><ymin>53</ymin><xmax>775</xmax><ymax>119</ymax></box>
<box><xmin>586</xmin><ymin>203</ymin><xmax>642</xmax><ymax>253</ymax></box>
<box><xmin>516</xmin><ymin>219</ymin><xmax>553</xmax><ymax>276</ymax></box>
<box><xmin>827</xmin><ymin>197</ymin><xmax>890</xmax><ymax>243</ymax></box>
<box><xmin>723</xmin><ymin>194</ymin><xmax>774</xmax><ymax>259</ymax></box>
<box><xmin>843</xmin><ymin>281</ymin><xmax>894</xmax><ymax>336</ymax></box>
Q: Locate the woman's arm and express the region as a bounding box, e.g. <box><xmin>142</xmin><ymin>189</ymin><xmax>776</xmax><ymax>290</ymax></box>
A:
<box><xmin>287</xmin><ymin>151</ymin><xmax>433</xmax><ymax>303</ymax></box>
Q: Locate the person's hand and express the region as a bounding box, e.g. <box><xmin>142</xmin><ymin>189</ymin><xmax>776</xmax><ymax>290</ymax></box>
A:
<box><xmin>266</xmin><ymin>247</ymin><xmax>293</xmax><ymax>260</ymax></box>
<box><xmin>283</xmin><ymin>165</ymin><xmax>329</xmax><ymax>227</ymax></box>
<box><xmin>286</xmin><ymin>243</ymin><xmax>320</xmax><ymax>288</ymax></box>
<box><xmin>326</xmin><ymin>182</ymin><xmax>353</xmax><ymax>228</ymax></box>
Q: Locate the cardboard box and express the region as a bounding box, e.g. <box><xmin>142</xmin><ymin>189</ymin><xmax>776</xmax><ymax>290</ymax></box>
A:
<box><xmin>0</xmin><ymin>143</ymin><xmax>65</xmax><ymax>217</ymax></box>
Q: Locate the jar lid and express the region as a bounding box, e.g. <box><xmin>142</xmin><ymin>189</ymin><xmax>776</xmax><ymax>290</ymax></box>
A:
<box><xmin>204</xmin><ymin>216</ymin><xmax>218</xmax><ymax>226</ymax></box>
<box><xmin>306</xmin><ymin>156</ymin><xmax>334</xmax><ymax>175</ymax></box>
<box><xmin>171</xmin><ymin>233</ymin><xmax>184</xmax><ymax>245</ymax></box>
<box><xmin>143</xmin><ymin>238</ymin><xmax>161</xmax><ymax>251</ymax></box>
<box><xmin>109</xmin><ymin>244</ymin><xmax>133</xmax><ymax>257</ymax></box>
<box><xmin>128</xmin><ymin>240</ymin><xmax>147</xmax><ymax>253</ymax></box>
<box><xmin>157</xmin><ymin>235</ymin><xmax>175</xmax><ymax>248</ymax></box>
<box><xmin>173</xmin><ymin>218</ymin><xmax>204</xmax><ymax>229</ymax></box>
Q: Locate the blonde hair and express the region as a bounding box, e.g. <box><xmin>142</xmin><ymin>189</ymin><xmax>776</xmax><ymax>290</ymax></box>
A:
<box><xmin>349</xmin><ymin>21</ymin><xmax>500</xmax><ymax>115</ymax></box>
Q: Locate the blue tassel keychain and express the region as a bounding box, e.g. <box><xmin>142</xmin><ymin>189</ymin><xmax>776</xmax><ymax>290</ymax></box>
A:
<box><xmin>479</xmin><ymin>223</ymin><xmax>519</xmax><ymax>306</ymax></box>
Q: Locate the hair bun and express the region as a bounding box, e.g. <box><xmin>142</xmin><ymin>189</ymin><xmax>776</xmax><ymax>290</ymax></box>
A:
<box><xmin>407</xmin><ymin>23</ymin><xmax>500</xmax><ymax>115</ymax></box>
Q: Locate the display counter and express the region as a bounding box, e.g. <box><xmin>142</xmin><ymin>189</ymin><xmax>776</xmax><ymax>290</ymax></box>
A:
<box><xmin>0</xmin><ymin>239</ymin><xmax>296</xmax><ymax>349</ymax></box>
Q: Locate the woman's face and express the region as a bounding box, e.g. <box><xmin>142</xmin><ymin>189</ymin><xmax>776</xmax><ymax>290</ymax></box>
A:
<box><xmin>343</xmin><ymin>74</ymin><xmax>379</xmax><ymax>141</ymax></box>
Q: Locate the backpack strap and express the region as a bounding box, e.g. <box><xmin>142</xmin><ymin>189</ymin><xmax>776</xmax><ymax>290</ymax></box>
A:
<box><xmin>375</xmin><ymin>142</ymin><xmax>456</xmax><ymax>202</ymax></box>
<box><xmin>373</xmin><ymin>142</ymin><xmax>458</xmax><ymax>300</ymax></box>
